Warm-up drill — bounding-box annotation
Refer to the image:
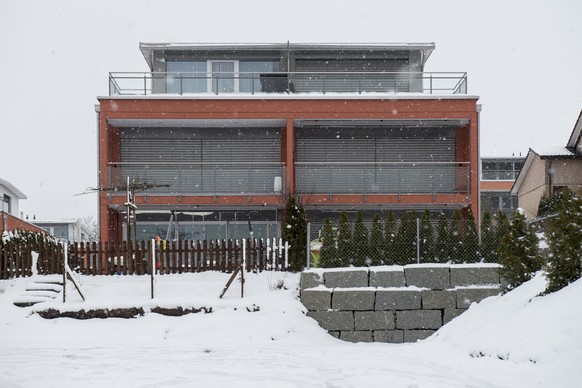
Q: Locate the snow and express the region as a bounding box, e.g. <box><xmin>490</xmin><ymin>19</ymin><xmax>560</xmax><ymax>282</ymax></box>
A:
<box><xmin>0</xmin><ymin>271</ymin><xmax>581</xmax><ymax>387</ymax></box>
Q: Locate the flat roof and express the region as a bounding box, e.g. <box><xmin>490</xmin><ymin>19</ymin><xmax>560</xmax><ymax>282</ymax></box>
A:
<box><xmin>0</xmin><ymin>177</ymin><xmax>26</xmax><ymax>199</ymax></box>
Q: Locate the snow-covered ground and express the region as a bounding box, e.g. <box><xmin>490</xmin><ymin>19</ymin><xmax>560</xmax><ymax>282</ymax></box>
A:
<box><xmin>0</xmin><ymin>270</ymin><xmax>580</xmax><ymax>387</ymax></box>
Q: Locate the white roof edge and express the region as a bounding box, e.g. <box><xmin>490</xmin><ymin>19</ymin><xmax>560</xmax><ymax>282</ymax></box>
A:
<box><xmin>511</xmin><ymin>149</ymin><xmax>537</xmax><ymax>196</ymax></box>
<box><xmin>98</xmin><ymin>93</ymin><xmax>479</xmax><ymax>101</ymax></box>
<box><xmin>566</xmin><ymin>108</ymin><xmax>582</xmax><ymax>150</ymax></box>
<box><xmin>0</xmin><ymin>177</ymin><xmax>26</xmax><ymax>199</ymax></box>
<box><xmin>139</xmin><ymin>42</ymin><xmax>436</xmax><ymax>50</ymax></box>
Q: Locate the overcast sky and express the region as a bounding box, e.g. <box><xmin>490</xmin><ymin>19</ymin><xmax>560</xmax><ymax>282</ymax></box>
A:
<box><xmin>1</xmin><ymin>0</ymin><xmax>581</xmax><ymax>221</ymax></box>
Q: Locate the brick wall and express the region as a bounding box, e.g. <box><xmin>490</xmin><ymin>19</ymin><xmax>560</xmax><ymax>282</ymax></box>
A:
<box><xmin>300</xmin><ymin>264</ymin><xmax>501</xmax><ymax>343</ymax></box>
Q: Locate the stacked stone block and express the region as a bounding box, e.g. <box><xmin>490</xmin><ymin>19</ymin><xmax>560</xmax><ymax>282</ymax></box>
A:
<box><xmin>301</xmin><ymin>264</ymin><xmax>501</xmax><ymax>343</ymax></box>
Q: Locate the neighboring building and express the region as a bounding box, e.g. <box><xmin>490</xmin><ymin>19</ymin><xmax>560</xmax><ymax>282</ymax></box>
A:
<box><xmin>0</xmin><ymin>178</ymin><xmax>46</xmax><ymax>235</ymax></box>
<box><xmin>512</xmin><ymin>109</ymin><xmax>582</xmax><ymax>219</ymax></box>
<box><xmin>98</xmin><ymin>42</ymin><xmax>480</xmax><ymax>243</ymax></box>
<box><xmin>480</xmin><ymin>156</ymin><xmax>524</xmax><ymax>217</ymax></box>
<box><xmin>32</xmin><ymin>220</ymin><xmax>92</xmax><ymax>242</ymax></box>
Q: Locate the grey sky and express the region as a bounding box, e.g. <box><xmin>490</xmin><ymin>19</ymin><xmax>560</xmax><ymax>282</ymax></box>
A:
<box><xmin>1</xmin><ymin>0</ymin><xmax>581</xmax><ymax>221</ymax></box>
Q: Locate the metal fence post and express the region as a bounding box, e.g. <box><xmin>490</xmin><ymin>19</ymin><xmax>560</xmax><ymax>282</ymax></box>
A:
<box><xmin>306</xmin><ymin>223</ymin><xmax>311</xmax><ymax>269</ymax></box>
<box><xmin>416</xmin><ymin>217</ymin><xmax>420</xmax><ymax>264</ymax></box>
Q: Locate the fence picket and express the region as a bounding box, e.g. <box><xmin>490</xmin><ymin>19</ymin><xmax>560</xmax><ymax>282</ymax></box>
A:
<box><xmin>0</xmin><ymin>238</ymin><xmax>289</xmax><ymax>279</ymax></box>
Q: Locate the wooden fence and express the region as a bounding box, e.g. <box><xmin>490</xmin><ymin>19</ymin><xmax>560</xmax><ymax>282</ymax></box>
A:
<box><xmin>0</xmin><ymin>238</ymin><xmax>289</xmax><ymax>279</ymax></box>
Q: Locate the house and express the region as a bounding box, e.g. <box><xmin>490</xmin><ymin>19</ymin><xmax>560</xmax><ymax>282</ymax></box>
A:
<box><xmin>32</xmin><ymin>220</ymin><xmax>92</xmax><ymax>243</ymax></box>
<box><xmin>480</xmin><ymin>156</ymin><xmax>524</xmax><ymax>217</ymax></box>
<box><xmin>98</xmin><ymin>42</ymin><xmax>480</xmax><ymax>243</ymax></box>
<box><xmin>0</xmin><ymin>178</ymin><xmax>46</xmax><ymax>235</ymax></box>
<box><xmin>511</xmin><ymin>109</ymin><xmax>582</xmax><ymax>219</ymax></box>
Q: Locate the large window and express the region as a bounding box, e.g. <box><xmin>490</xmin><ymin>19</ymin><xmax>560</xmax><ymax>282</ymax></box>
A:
<box><xmin>166</xmin><ymin>60</ymin><xmax>279</xmax><ymax>94</ymax></box>
<box><xmin>166</xmin><ymin>61</ymin><xmax>207</xmax><ymax>93</ymax></box>
<box><xmin>481</xmin><ymin>191</ymin><xmax>519</xmax><ymax>216</ymax></box>
<box><xmin>481</xmin><ymin>159</ymin><xmax>524</xmax><ymax>180</ymax></box>
<box><xmin>239</xmin><ymin>61</ymin><xmax>279</xmax><ymax>93</ymax></box>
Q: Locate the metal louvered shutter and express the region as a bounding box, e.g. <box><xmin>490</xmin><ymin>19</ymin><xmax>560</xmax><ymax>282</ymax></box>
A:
<box><xmin>296</xmin><ymin>131</ymin><xmax>456</xmax><ymax>194</ymax></box>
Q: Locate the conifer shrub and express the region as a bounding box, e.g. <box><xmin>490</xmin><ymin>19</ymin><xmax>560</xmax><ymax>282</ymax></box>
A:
<box><xmin>449</xmin><ymin>210</ymin><xmax>464</xmax><ymax>264</ymax></box>
<box><xmin>318</xmin><ymin>217</ymin><xmax>338</xmax><ymax>268</ymax></box>
<box><xmin>544</xmin><ymin>191</ymin><xmax>582</xmax><ymax>293</ymax></box>
<box><xmin>369</xmin><ymin>214</ymin><xmax>384</xmax><ymax>266</ymax></box>
<box><xmin>463</xmin><ymin>209</ymin><xmax>480</xmax><ymax>263</ymax></box>
<box><xmin>352</xmin><ymin>211</ymin><xmax>369</xmax><ymax>266</ymax></box>
<box><xmin>498</xmin><ymin>210</ymin><xmax>542</xmax><ymax>291</ymax></box>
<box><xmin>480</xmin><ymin>211</ymin><xmax>498</xmax><ymax>263</ymax></box>
<box><xmin>384</xmin><ymin>210</ymin><xmax>398</xmax><ymax>265</ymax></box>
<box><xmin>281</xmin><ymin>196</ymin><xmax>307</xmax><ymax>272</ymax></box>
<box><xmin>336</xmin><ymin>211</ymin><xmax>353</xmax><ymax>266</ymax></box>
<box><xmin>419</xmin><ymin>210</ymin><xmax>435</xmax><ymax>262</ymax></box>
<box><xmin>434</xmin><ymin>213</ymin><xmax>450</xmax><ymax>263</ymax></box>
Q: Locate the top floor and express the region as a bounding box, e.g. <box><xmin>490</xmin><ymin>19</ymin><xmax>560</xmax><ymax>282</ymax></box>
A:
<box><xmin>109</xmin><ymin>42</ymin><xmax>468</xmax><ymax>96</ymax></box>
<box><xmin>481</xmin><ymin>156</ymin><xmax>525</xmax><ymax>181</ymax></box>
<box><xmin>0</xmin><ymin>177</ymin><xmax>26</xmax><ymax>218</ymax></box>
<box><xmin>33</xmin><ymin>220</ymin><xmax>92</xmax><ymax>243</ymax></box>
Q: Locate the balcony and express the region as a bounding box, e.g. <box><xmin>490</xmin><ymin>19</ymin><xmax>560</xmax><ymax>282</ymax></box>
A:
<box><xmin>108</xmin><ymin>163</ymin><xmax>285</xmax><ymax>196</ymax></box>
<box><xmin>108</xmin><ymin>71</ymin><xmax>468</xmax><ymax>96</ymax></box>
<box><xmin>296</xmin><ymin>162</ymin><xmax>470</xmax><ymax>196</ymax></box>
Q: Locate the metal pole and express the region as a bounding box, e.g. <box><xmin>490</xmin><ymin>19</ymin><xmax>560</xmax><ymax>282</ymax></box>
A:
<box><xmin>306</xmin><ymin>223</ymin><xmax>311</xmax><ymax>269</ymax></box>
<box><xmin>151</xmin><ymin>239</ymin><xmax>155</xmax><ymax>299</ymax></box>
<box><xmin>416</xmin><ymin>217</ymin><xmax>420</xmax><ymax>264</ymax></box>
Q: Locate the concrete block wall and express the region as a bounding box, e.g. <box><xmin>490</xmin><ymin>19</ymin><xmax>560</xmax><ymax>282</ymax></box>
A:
<box><xmin>301</xmin><ymin>264</ymin><xmax>501</xmax><ymax>343</ymax></box>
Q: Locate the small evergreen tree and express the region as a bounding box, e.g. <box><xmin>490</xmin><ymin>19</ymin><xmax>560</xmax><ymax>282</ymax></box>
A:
<box><xmin>449</xmin><ymin>210</ymin><xmax>464</xmax><ymax>264</ymax></box>
<box><xmin>419</xmin><ymin>210</ymin><xmax>435</xmax><ymax>263</ymax></box>
<box><xmin>318</xmin><ymin>217</ymin><xmax>338</xmax><ymax>268</ymax></box>
<box><xmin>480</xmin><ymin>211</ymin><xmax>497</xmax><ymax>263</ymax></box>
<box><xmin>463</xmin><ymin>209</ymin><xmax>479</xmax><ymax>263</ymax></box>
<box><xmin>352</xmin><ymin>211</ymin><xmax>369</xmax><ymax>266</ymax></box>
<box><xmin>495</xmin><ymin>211</ymin><xmax>510</xmax><ymax>253</ymax></box>
<box><xmin>434</xmin><ymin>213</ymin><xmax>450</xmax><ymax>263</ymax></box>
<box><xmin>281</xmin><ymin>196</ymin><xmax>307</xmax><ymax>272</ymax></box>
<box><xmin>336</xmin><ymin>211</ymin><xmax>352</xmax><ymax>267</ymax></box>
<box><xmin>384</xmin><ymin>210</ymin><xmax>398</xmax><ymax>265</ymax></box>
<box><xmin>498</xmin><ymin>210</ymin><xmax>541</xmax><ymax>291</ymax></box>
<box><xmin>545</xmin><ymin>191</ymin><xmax>582</xmax><ymax>293</ymax></box>
<box><xmin>395</xmin><ymin>212</ymin><xmax>415</xmax><ymax>265</ymax></box>
<box><xmin>369</xmin><ymin>214</ymin><xmax>384</xmax><ymax>266</ymax></box>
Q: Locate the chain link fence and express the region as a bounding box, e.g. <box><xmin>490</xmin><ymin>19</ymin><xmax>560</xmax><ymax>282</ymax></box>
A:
<box><xmin>307</xmin><ymin>212</ymin><xmax>504</xmax><ymax>268</ymax></box>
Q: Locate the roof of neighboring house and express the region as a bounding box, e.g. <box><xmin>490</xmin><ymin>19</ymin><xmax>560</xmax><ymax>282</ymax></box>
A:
<box><xmin>139</xmin><ymin>42</ymin><xmax>436</xmax><ymax>70</ymax></box>
<box><xmin>566</xmin><ymin>108</ymin><xmax>582</xmax><ymax>152</ymax></box>
<box><xmin>0</xmin><ymin>177</ymin><xmax>27</xmax><ymax>199</ymax></box>
<box><xmin>512</xmin><ymin>107</ymin><xmax>582</xmax><ymax>196</ymax></box>
<box><xmin>511</xmin><ymin>147</ymin><xmax>582</xmax><ymax>196</ymax></box>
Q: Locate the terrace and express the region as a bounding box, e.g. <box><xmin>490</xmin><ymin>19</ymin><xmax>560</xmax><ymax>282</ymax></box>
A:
<box><xmin>108</xmin><ymin>71</ymin><xmax>468</xmax><ymax>96</ymax></box>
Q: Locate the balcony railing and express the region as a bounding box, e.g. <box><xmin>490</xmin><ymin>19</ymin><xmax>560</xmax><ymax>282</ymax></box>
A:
<box><xmin>295</xmin><ymin>162</ymin><xmax>470</xmax><ymax>196</ymax></box>
<box><xmin>108</xmin><ymin>71</ymin><xmax>468</xmax><ymax>96</ymax></box>
<box><xmin>108</xmin><ymin>163</ymin><xmax>285</xmax><ymax>196</ymax></box>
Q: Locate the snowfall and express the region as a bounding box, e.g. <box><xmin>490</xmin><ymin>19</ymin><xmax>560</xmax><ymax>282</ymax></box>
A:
<box><xmin>0</xmin><ymin>269</ymin><xmax>580</xmax><ymax>388</ymax></box>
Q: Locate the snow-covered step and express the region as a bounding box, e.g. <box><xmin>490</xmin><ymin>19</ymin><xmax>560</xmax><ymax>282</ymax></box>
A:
<box><xmin>25</xmin><ymin>283</ymin><xmax>62</xmax><ymax>293</ymax></box>
<box><xmin>13</xmin><ymin>294</ymin><xmax>58</xmax><ymax>308</ymax></box>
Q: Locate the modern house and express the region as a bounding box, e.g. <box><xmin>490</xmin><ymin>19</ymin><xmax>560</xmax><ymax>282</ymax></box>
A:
<box><xmin>511</xmin><ymin>109</ymin><xmax>582</xmax><ymax>219</ymax></box>
<box><xmin>32</xmin><ymin>220</ymin><xmax>92</xmax><ymax>243</ymax></box>
<box><xmin>0</xmin><ymin>178</ymin><xmax>46</xmax><ymax>235</ymax></box>
<box><xmin>97</xmin><ymin>42</ymin><xmax>480</xmax><ymax>243</ymax></box>
<box><xmin>480</xmin><ymin>156</ymin><xmax>524</xmax><ymax>217</ymax></box>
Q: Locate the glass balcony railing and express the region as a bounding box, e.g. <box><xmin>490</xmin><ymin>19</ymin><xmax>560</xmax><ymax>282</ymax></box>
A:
<box><xmin>108</xmin><ymin>163</ymin><xmax>286</xmax><ymax>196</ymax></box>
<box><xmin>295</xmin><ymin>162</ymin><xmax>470</xmax><ymax>196</ymax></box>
<box><xmin>108</xmin><ymin>71</ymin><xmax>468</xmax><ymax>96</ymax></box>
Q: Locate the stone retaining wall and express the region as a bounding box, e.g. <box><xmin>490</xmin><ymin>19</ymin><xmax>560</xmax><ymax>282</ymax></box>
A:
<box><xmin>300</xmin><ymin>264</ymin><xmax>501</xmax><ymax>343</ymax></box>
